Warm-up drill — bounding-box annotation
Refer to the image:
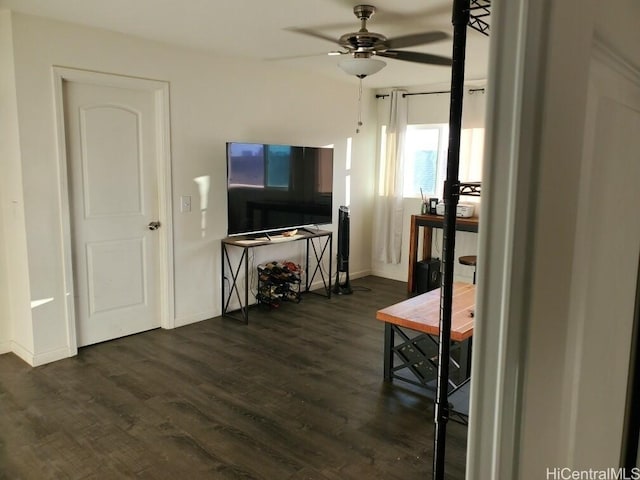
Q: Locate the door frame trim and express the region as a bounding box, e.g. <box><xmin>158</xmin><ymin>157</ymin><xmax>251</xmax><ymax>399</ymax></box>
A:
<box><xmin>465</xmin><ymin>0</ymin><xmax>551</xmax><ymax>477</ymax></box>
<box><xmin>52</xmin><ymin>66</ymin><xmax>174</xmax><ymax>354</ymax></box>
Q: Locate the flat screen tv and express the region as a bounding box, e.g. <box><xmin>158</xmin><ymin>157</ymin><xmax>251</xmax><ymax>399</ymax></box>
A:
<box><xmin>226</xmin><ymin>142</ymin><xmax>334</xmax><ymax>236</ymax></box>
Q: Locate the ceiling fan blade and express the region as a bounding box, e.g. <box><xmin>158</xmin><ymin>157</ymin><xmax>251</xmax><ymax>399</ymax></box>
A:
<box><xmin>264</xmin><ymin>52</ymin><xmax>341</xmax><ymax>62</ymax></box>
<box><xmin>378</xmin><ymin>50</ymin><xmax>452</xmax><ymax>66</ymax></box>
<box><xmin>386</xmin><ymin>31</ymin><xmax>450</xmax><ymax>49</ymax></box>
<box><xmin>285</xmin><ymin>27</ymin><xmax>341</xmax><ymax>46</ymax></box>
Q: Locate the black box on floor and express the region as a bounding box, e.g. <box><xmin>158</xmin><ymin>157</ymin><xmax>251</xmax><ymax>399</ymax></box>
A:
<box><xmin>416</xmin><ymin>259</ymin><xmax>442</xmax><ymax>294</ymax></box>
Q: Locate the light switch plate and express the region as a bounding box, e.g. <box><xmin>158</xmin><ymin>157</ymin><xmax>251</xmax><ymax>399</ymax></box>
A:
<box><xmin>180</xmin><ymin>195</ymin><xmax>192</xmax><ymax>213</ymax></box>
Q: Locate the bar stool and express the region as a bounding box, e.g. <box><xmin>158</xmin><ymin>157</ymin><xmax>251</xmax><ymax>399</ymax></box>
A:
<box><xmin>459</xmin><ymin>255</ymin><xmax>477</xmax><ymax>284</ymax></box>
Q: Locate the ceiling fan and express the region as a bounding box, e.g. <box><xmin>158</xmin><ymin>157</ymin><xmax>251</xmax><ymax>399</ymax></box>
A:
<box><xmin>291</xmin><ymin>4</ymin><xmax>452</xmax><ymax>78</ymax></box>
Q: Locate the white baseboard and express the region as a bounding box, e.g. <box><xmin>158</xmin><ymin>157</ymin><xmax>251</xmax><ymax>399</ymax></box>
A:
<box><xmin>0</xmin><ymin>341</ymin><xmax>11</xmax><ymax>355</ymax></box>
<box><xmin>370</xmin><ymin>268</ymin><xmax>405</xmax><ymax>282</ymax></box>
<box><xmin>370</xmin><ymin>269</ymin><xmax>475</xmax><ymax>285</ymax></box>
<box><xmin>10</xmin><ymin>341</ymin><xmax>35</xmax><ymax>366</ymax></box>
<box><xmin>350</xmin><ymin>269</ymin><xmax>372</xmax><ymax>280</ymax></box>
<box><xmin>174</xmin><ymin>270</ymin><xmax>374</xmax><ymax>328</ymax></box>
<box><xmin>308</xmin><ymin>268</ymin><xmax>371</xmax><ymax>292</ymax></box>
<box><xmin>9</xmin><ymin>341</ymin><xmax>76</xmax><ymax>367</ymax></box>
<box><xmin>32</xmin><ymin>346</ymin><xmax>75</xmax><ymax>366</ymax></box>
<box><xmin>173</xmin><ymin>310</ymin><xmax>217</xmax><ymax>328</ymax></box>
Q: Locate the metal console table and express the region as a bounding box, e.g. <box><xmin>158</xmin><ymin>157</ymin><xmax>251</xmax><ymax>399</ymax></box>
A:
<box><xmin>221</xmin><ymin>229</ymin><xmax>332</xmax><ymax>323</ymax></box>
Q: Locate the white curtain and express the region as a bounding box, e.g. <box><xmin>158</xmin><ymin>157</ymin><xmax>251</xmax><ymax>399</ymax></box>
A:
<box><xmin>375</xmin><ymin>89</ymin><xmax>408</xmax><ymax>264</ymax></box>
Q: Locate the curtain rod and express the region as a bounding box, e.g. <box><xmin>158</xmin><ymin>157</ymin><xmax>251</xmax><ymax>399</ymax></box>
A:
<box><xmin>375</xmin><ymin>87</ymin><xmax>485</xmax><ymax>99</ymax></box>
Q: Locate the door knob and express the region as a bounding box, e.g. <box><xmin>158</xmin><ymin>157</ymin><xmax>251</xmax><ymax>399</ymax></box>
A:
<box><xmin>148</xmin><ymin>221</ymin><xmax>161</xmax><ymax>231</ymax></box>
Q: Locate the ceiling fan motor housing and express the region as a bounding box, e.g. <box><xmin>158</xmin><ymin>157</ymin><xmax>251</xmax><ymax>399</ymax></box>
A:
<box><xmin>339</xmin><ymin>31</ymin><xmax>387</xmax><ymax>53</ymax></box>
<box><xmin>339</xmin><ymin>4</ymin><xmax>388</xmax><ymax>53</ymax></box>
<box><xmin>353</xmin><ymin>4</ymin><xmax>376</xmax><ymax>21</ymax></box>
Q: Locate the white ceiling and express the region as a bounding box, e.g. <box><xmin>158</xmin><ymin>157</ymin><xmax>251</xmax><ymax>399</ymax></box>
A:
<box><xmin>0</xmin><ymin>0</ymin><xmax>491</xmax><ymax>89</ymax></box>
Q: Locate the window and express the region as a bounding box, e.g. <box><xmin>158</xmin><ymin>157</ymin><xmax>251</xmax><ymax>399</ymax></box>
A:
<box><xmin>403</xmin><ymin>124</ymin><xmax>448</xmax><ymax>198</ymax></box>
<box><xmin>378</xmin><ymin>123</ymin><xmax>448</xmax><ymax>198</ymax></box>
<box><xmin>378</xmin><ymin>123</ymin><xmax>484</xmax><ymax>199</ymax></box>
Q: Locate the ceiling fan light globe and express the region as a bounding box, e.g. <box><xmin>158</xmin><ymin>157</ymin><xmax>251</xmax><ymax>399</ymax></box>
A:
<box><xmin>338</xmin><ymin>57</ymin><xmax>386</xmax><ymax>78</ymax></box>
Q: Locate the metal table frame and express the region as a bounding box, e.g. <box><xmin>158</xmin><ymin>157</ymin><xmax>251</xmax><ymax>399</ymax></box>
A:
<box><xmin>221</xmin><ymin>230</ymin><xmax>332</xmax><ymax>323</ymax></box>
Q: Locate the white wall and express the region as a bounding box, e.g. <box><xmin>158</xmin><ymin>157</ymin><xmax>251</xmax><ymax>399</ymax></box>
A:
<box><xmin>371</xmin><ymin>86</ymin><xmax>486</xmax><ymax>284</ymax></box>
<box><xmin>0</xmin><ymin>157</ymin><xmax>8</xmax><ymax>354</ymax></box>
<box><xmin>0</xmin><ymin>10</ymin><xmax>33</xmax><ymax>358</ymax></box>
<box><xmin>0</xmin><ymin>10</ymin><xmax>13</xmax><ymax>353</ymax></box>
<box><xmin>0</xmin><ymin>204</ymin><xmax>7</xmax><ymax>354</ymax></box>
<box><xmin>3</xmin><ymin>11</ymin><xmax>378</xmax><ymax>364</ymax></box>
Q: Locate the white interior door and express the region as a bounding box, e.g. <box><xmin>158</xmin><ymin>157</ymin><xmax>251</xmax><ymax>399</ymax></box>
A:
<box><xmin>63</xmin><ymin>80</ymin><xmax>162</xmax><ymax>347</ymax></box>
<box><xmin>565</xmin><ymin>53</ymin><xmax>640</xmax><ymax>467</ymax></box>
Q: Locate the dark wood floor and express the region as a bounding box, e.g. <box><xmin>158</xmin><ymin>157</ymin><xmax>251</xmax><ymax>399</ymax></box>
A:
<box><xmin>0</xmin><ymin>276</ymin><xmax>467</xmax><ymax>479</ymax></box>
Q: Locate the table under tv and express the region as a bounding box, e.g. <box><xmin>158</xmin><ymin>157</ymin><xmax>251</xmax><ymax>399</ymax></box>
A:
<box><xmin>221</xmin><ymin>229</ymin><xmax>332</xmax><ymax>323</ymax></box>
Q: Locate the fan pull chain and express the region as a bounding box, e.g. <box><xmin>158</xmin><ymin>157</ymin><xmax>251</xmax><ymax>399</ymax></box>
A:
<box><xmin>356</xmin><ymin>77</ymin><xmax>364</xmax><ymax>134</ymax></box>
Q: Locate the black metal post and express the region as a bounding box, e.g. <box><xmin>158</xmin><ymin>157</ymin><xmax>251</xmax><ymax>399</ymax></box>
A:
<box><xmin>433</xmin><ymin>0</ymin><xmax>469</xmax><ymax>478</ymax></box>
<box><xmin>221</xmin><ymin>242</ymin><xmax>225</xmax><ymax>315</ymax></box>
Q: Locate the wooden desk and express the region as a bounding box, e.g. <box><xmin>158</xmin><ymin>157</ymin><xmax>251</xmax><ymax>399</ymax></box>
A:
<box><xmin>376</xmin><ymin>283</ymin><xmax>475</xmax><ymax>395</ymax></box>
<box><xmin>377</xmin><ymin>282</ymin><xmax>475</xmax><ymax>340</ymax></box>
<box><xmin>407</xmin><ymin>214</ymin><xmax>479</xmax><ymax>293</ymax></box>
